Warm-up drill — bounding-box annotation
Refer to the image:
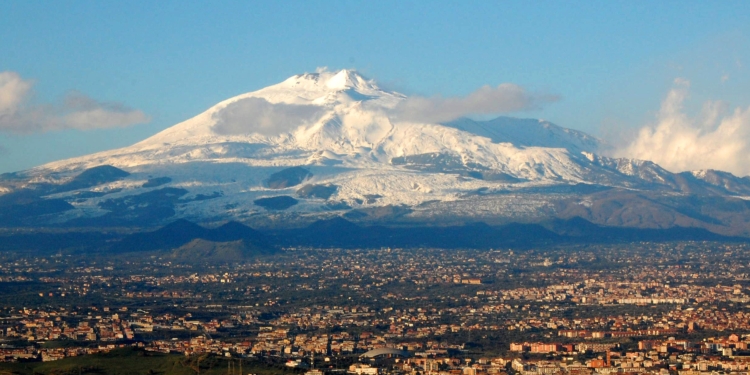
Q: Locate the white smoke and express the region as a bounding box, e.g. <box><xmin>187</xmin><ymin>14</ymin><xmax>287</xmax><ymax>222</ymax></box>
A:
<box><xmin>616</xmin><ymin>78</ymin><xmax>750</xmax><ymax>176</ymax></box>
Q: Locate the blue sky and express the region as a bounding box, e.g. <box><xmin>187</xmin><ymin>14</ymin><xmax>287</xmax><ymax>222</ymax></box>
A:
<box><xmin>1</xmin><ymin>1</ymin><xmax>749</xmax><ymax>173</ymax></box>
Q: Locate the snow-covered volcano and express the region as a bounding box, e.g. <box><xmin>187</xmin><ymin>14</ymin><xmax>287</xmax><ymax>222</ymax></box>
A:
<box><xmin>38</xmin><ymin>69</ymin><xmax>602</xmax><ymax>176</ymax></box>
<box><xmin>5</xmin><ymin>69</ymin><xmax>750</xmax><ymax>231</ymax></box>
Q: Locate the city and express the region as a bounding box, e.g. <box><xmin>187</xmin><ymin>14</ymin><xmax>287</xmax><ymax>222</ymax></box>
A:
<box><xmin>2</xmin><ymin>241</ymin><xmax>750</xmax><ymax>374</ymax></box>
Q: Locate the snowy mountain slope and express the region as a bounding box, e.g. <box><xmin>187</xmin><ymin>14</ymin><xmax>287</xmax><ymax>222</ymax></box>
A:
<box><xmin>444</xmin><ymin>116</ymin><xmax>606</xmax><ymax>153</ymax></box>
<box><xmin>3</xmin><ymin>69</ymin><xmax>750</xmax><ymax>231</ymax></box>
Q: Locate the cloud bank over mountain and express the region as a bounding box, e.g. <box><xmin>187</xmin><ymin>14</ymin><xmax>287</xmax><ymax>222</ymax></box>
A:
<box><xmin>0</xmin><ymin>71</ymin><xmax>150</xmax><ymax>134</ymax></box>
<box><xmin>617</xmin><ymin>78</ymin><xmax>750</xmax><ymax>176</ymax></box>
<box><xmin>390</xmin><ymin>84</ymin><xmax>559</xmax><ymax>123</ymax></box>
<box><xmin>212</xmin><ymin>97</ymin><xmax>324</xmax><ymax>136</ymax></box>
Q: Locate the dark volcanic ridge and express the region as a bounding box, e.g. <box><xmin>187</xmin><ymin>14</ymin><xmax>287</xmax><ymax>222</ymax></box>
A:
<box><xmin>0</xmin><ymin>217</ymin><xmax>745</xmax><ymax>256</ymax></box>
<box><xmin>113</xmin><ymin>219</ymin><xmax>276</xmax><ymax>255</ymax></box>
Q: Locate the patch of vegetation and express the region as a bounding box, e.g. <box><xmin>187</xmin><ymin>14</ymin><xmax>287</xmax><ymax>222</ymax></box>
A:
<box><xmin>142</xmin><ymin>177</ymin><xmax>172</xmax><ymax>188</ymax></box>
<box><xmin>296</xmin><ymin>184</ymin><xmax>337</xmax><ymax>199</ymax></box>
<box><xmin>0</xmin><ymin>347</ymin><xmax>304</xmax><ymax>375</ymax></box>
<box><xmin>254</xmin><ymin>196</ymin><xmax>298</xmax><ymax>210</ymax></box>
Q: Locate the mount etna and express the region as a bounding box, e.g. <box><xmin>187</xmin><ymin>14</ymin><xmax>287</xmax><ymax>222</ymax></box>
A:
<box><xmin>2</xmin><ymin>69</ymin><xmax>750</xmax><ymax>253</ymax></box>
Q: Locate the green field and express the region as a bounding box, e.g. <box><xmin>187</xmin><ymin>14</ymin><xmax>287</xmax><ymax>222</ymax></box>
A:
<box><xmin>0</xmin><ymin>348</ymin><xmax>305</xmax><ymax>375</ymax></box>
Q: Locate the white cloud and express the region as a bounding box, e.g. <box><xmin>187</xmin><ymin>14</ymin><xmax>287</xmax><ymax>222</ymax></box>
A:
<box><xmin>212</xmin><ymin>97</ymin><xmax>324</xmax><ymax>136</ymax></box>
<box><xmin>0</xmin><ymin>71</ymin><xmax>150</xmax><ymax>133</ymax></box>
<box><xmin>0</xmin><ymin>72</ymin><xmax>33</xmax><ymax>115</ymax></box>
<box><xmin>616</xmin><ymin>78</ymin><xmax>750</xmax><ymax>176</ymax></box>
<box><xmin>390</xmin><ymin>83</ymin><xmax>559</xmax><ymax>123</ymax></box>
